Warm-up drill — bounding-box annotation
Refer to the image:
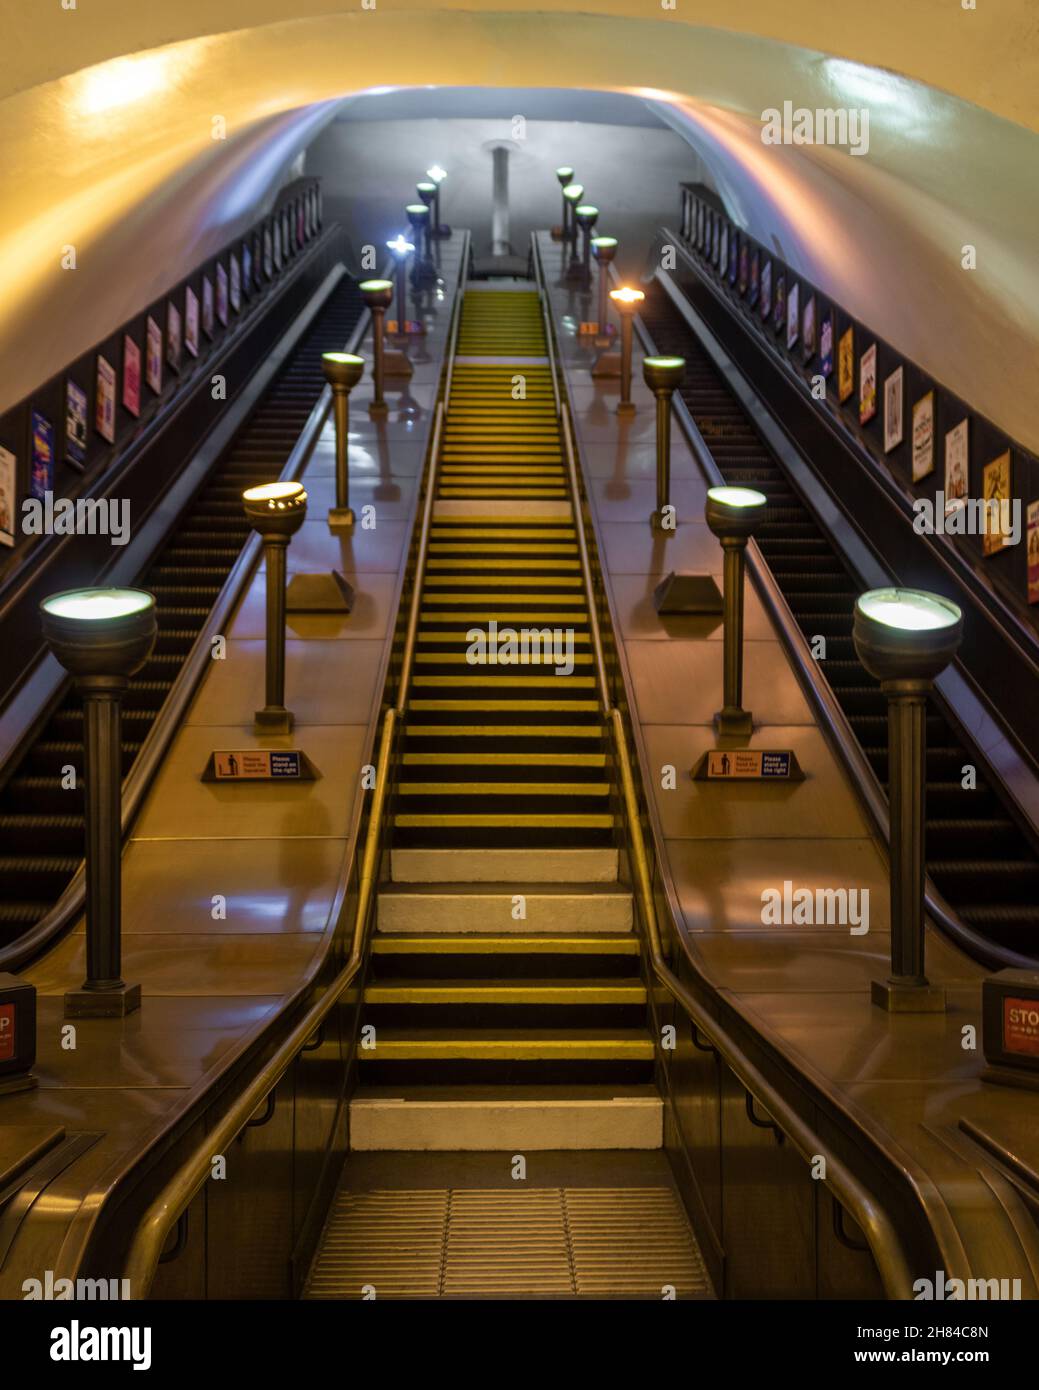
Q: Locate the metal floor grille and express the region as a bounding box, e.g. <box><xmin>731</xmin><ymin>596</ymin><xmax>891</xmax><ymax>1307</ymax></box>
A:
<box><xmin>305</xmin><ymin>1185</ymin><xmax>711</xmax><ymax>1299</ymax></box>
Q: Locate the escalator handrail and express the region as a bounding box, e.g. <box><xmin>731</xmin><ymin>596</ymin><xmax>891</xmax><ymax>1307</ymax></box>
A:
<box><xmin>634</xmin><ymin>274</ymin><xmax>1036</xmax><ymax>976</ymax></box>
<box><xmin>121</xmin><ymin>229</ymin><xmax>469</xmax><ymax>1299</ymax></box>
<box><xmin>532</xmin><ymin>231</ymin><xmax>917</xmax><ymax>1301</ymax></box>
<box><xmin>0</xmin><ymin>265</ymin><xmax>374</xmax><ymax>976</ymax></box>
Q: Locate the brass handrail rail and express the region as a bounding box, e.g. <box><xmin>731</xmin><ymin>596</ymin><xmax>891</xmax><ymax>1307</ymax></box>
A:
<box><xmin>122</xmin><ymin>233</ymin><xmax>468</xmax><ymax>1300</ymax></box>
<box><xmin>532</xmin><ymin>232</ymin><xmax>915</xmax><ymax>1301</ymax></box>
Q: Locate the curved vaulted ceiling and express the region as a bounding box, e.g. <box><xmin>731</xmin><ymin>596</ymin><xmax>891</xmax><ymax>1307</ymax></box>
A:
<box><xmin>2</xmin><ymin>3</ymin><xmax>1037</xmax><ymax>447</ymax></box>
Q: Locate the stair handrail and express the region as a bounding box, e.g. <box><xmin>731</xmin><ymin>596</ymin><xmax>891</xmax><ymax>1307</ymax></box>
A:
<box><xmin>120</xmin><ymin>229</ymin><xmax>471</xmax><ymax>1299</ymax></box>
<box><xmin>531</xmin><ymin>231</ymin><xmax>916</xmax><ymax>1301</ymax></box>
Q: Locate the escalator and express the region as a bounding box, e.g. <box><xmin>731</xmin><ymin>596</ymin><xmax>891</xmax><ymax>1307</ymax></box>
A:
<box><xmin>0</xmin><ymin>276</ymin><xmax>364</xmax><ymax>948</ymax></box>
<box><xmin>637</xmin><ymin>282</ymin><xmax>1039</xmax><ymax>960</ymax></box>
<box><xmin>304</xmin><ymin>283</ymin><xmax>711</xmax><ymax>1299</ymax></box>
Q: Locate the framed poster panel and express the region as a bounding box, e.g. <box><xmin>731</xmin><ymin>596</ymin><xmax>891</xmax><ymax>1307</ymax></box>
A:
<box><xmin>1028</xmin><ymin>501</ymin><xmax>1039</xmax><ymax>603</ymax></box>
<box><xmin>786</xmin><ymin>282</ymin><xmax>799</xmax><ymax>351</ymax></box>
<box><xmin>711</xmin><ymin>215</ymin><xmax>720</xmax><ymax>267</ymax></box>
<box><xmin>146</xmin><ymin>315</ymin><xmax>163</xmax><ymax>394</ymax></box>
<box><xmin>95</xmin><ymin>358</ymin><xmax>116</xmax><ymax>443</ymax></box>
<box><xmin>242</xmin><ymin>243</ymin><xmax>253</xmax><ymax>297</ymax></box>
<box><xmin>166</xmin><ymin>301</ymin><xmax>182</xmax><ymax>372</ymax></box>
<box><xmin>297</xmin><ymin>203</ymin><xmax>305</xmax><ymax>248</ymax></box>
<box><xmin>819</xmin><ymin>310</ymin><xmax>834</xmax><ymax>377</ymax></box>
<box><xmin>31</xmin><ymin>410</ymin><xmax>56</xmax><ymax>497</ymax></box>
<box><xmin>0</xmin><ymin>446</ymin><xmax>15</xmax><ymax>547</ymax></box>
<box><xmin>749</xmin><ymin>250</ymin><xmax>760</xmax><ymax>308</ymax></box>
<box><xmin>859</xmin><ymin>343</ymin><xmax>877</xmax><ymax>424</ymax></box>
<box><xmin>911</xmin><ymin>392</ymin><xmax>935</xmax><ymax>481</ymax></box>
<box><xmin>122</xmin><ymin>336</ymin><xmax>141</xmax><ymax>418</ymax></box>
<box><xmin>837</xmin><ymin>327</ymin><xmax>855</xmax><ymax>403</ymax></box>
<box><xmin>273</xmin><ymin>222</ymin><xmax>282</xmax><ymax>271</ymax></box>
<box><xmin>773</xmin><ymin>273</ymin><xmax>786</xmax><ymax>336</ymax></box>
<box><xmin>65</xmin><ymin>379</ymin><xmax>88</xmax><ymax>468</ymax></box>
<box><xmin>263</xmin><ymin>227</ymin><xmax>273</xmax><ymax>279</ymax></box>
<box><xmin>184</xmin><ymin>287</ymin><xmax>200</xmax><ymax>359</ymax></box>
<box><xmin>802</xmin><ymin>295</ymin><xmax>816</xmax><ymax>362</ymax></box>
<box><xmin>883</xmin><ymin>367</ymin><xmax>904</xmax><ymax>452</ymax></box>
<box><xmin>982</xmin><ymin>451</ymin><xmax>1012</xmax><ymax>556</ymax></box>
<box><xmin>216</xmin><ymin>263</ymin><xmax>229</xmax><ymax>326</ymax></box>
<box><xmin>719</xmin><ymin>224</ymin><xmax>728</xmax><ymax>276</ymax></box>
<box><xmin>738</xmin><ymin>240</ymin><xmax>749</xmax><ymax>295</ymax></box>
<box><xmin>229</xmin><ymin>254</ymin><xmax>241</xmax><ymax>313</ymax></box>
<box><xmin>760</xmin><ymin>260</ymin><xmax>772</xmax><ymax>321</ymax></box>
<box><xmin>944</xmin><ymin>418</ymin><xmax>969</xmax><ymax>508</ymax></box>
<box><xmin>202</xmin><ymin>276</ymin><xmax>215</xmax><ymax>340</ymax></box>
<box><xmin>728</xmin><ymin>230</ymin><xmax>739</xmax><ymax>285</ymax></box>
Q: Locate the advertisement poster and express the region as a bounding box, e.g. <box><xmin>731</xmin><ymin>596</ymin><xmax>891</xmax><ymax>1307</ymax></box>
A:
<box><xmin>749</xmin><ymin>250</ymin><xmax>760</xmax><ymax>308</ymax></box>
<box><xmin>273</xmin><ymin>222</ymin><xmax>282</xmax><ymax>271</ymax></box>
<box><xmin>216</xmin><ymin>263</ymin><xmax>230</xmax><ymax>326</ymax></box>
<box><xmin>305</xmin><ymin>191</ymin><xmax>313</xmax><ymax>237</ymax></box>
<box><xmin>802</xmin><ymin>295</ymin><xmax>816</xmax><ymax>362</ymax></box>
<box><xmin>859</xmin><ymin>343</ymin><xmax>877</xmax><ymax>424</ymax></box>
<box><xmin>728</xmin><ymin>232</ymin><xmax>738</xmax><ymax>285</ymax></box>
<box><xmin>65</xmin><ymin>379</ymin><xmax>88</xmax><ymax>468</ymax></box>
<box><xmin>982</xmin><ymin>451</ymin><xmax>1012</xmax><ymax>556</ymax></box>
<box><xmin>694</xmin><ymin>202</ymin><xmax>702</xmax><ymax>249</ymax></box>
<box><xmin>820</xmin><ymin>311</ymin><xmax>834</xmax><ymax>376</ymax></box>
<box><xmin>944</xmin><ymin>418</ymin><xmax>969</xmax><ymax>506</ymax></box>
<box><xmin>184</xmin><ymin>286</ymin><xmax>200</xmax><ymax>359</ymax></box>
<box><xmin>837</xmin><ymin>327</ymin><xmax>855</xmax><ymax>402</ymax></box>
<box><xmin>911</xmin><ymin>392</ymin><xmax>935</xmax><ymax>481</ymax></box>
<box><xmin>297</xmin><ymin>204</ymin><xmax>305</xmax><ymax>247</ymax></box>
<box><xmin>786</xmin><ymin>282</ymin><xmax>799</xmax><ymax>351</ymax></box>
<box><xmin>883</xmin><ymin>367</ymin><xmax>904</xmax><ymax>452</ymax></box>
<box><xmin>1028</xmin><ymin>501</ymin><xmax>1039</xmax><ymax>603</ymax></box>
<box><xmin>146</xmin><ymin>315</ymin><xmax>163</xmax><ymax>394</ymax></box>
<box><xmin>166</xmin><ymin>301</ymin><xmax>182</xmax><ymax>371</ymax></box>
<box><xmin>229</xmin><ymin>254</ymin><xmax>241</xmax><ymax>313</ymax></box>
<box><xmin>773</xmin><ymin>273</ymin><xmax>786</xmax><ymax>336</ymax></box>
<box><xmin>31</xmin><ymin>410</ymin><xmax>55</xmax><ymax>497</ymax></box>
<box><xmin>202</xmin><ymin>276</ymin><xmax>215</xmax><ymax>340</ymax></box>
<box><xmin>0</xmin><ymin>446</ymin><xmax>15</xmax><ymax>547</ymax></box>
<box><xmin>760</xmin><ymin>260</ymin><xmax>772</xmax><ymax>321</ymax></box>
<box><xmin>263</xmin><ymin>227</ymin><xmax>273</xmax><ymax>279</ymax></box>
<box><xmin>738</xmin><ymin>240</ymin><xmax>749</xmax><ymax>295</ymax></box>
<box><xmin>95</xmin><ymin>357</ymin><xmax>116</xmax><ymax>443</ymax></box>
<box><xmin>719</xmin><ymin>224</ymin><xmax>728</xmax><ymax>273</ymax></box>
<box><xmin>122</xmin><ymin>336</ymin><xmax>141</xmax><ymax>418</ymax></box>
<box><xmin>242</xmin><ymin>244</ymin><xmax>253</xmax><ymax>297</ymax></box>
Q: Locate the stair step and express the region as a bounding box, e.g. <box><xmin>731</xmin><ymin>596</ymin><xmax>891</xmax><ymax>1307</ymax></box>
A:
<box><xmin>358</xmin><ymin>1030</ymin><xmax>654</xmax><ymax>1060</ymax></box>
<box><xmin>377</xmin><ymin>885</ymin><xmax>633</xmax><ymax>933</ymax></box>
<box><xmin>349</xmin><ymin>1085</ymin><xmax>663</xmax><ymax>1151</ymax></box>
<box><xmin>364</xmin><ymin>980</ymin><xmax>646</xmax><ymax>1004</ymax></box>
<box><xmin>391</xmin><ymin>847</ymin><xmax>619</xmax><ymax>883</ymax></box>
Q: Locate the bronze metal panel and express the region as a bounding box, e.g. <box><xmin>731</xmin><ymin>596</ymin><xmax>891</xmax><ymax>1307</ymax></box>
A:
<box><xmin>117</xmin><ymin>837</ymin><xmax>343</xmax><ymax>935</ymax></box>
<box><xmin>131</xmin><ymin>723</ymin><xmax>366</xmax><ymax>840</ymax></box>
<box><xmin>628</xmin><ymin>645</ymin><xmax>814</xmax><ymax>727</ymax></box>
<box><xmin>185</xmin><ymin>639</ymin><xmax>385</xmax><ymax>727</ymax></box>
<box><xmin>643</xmin><ymin>729</ymin><xmax>864</xmax><ymax>840</ymax></box>
<box><xmin>31</xmin><ymin>934</ymin><xmax>323</xmax><ymax>999</ymax></box>
<box><xmin>147</xmin><ymin>1188</ymin><xmax>207</xmax><ymax>1300</ymax></box>
<box><xmin>206</xmin><ymin>1072</ymin><xmax>295</xmax><ymax>1299</ymax></box>
<box><xmin>719</xmin><ymin>1059</ymin><xmax>815</xmax><ymax>1298</ymax></box>
<box><xmin>231</xmin><ymin>571</ymin><xmax>401</xmax><ymax>641</ymax></box>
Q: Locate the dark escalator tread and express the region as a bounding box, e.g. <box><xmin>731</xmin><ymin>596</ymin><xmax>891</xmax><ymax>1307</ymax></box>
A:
<box><xmin>638</xmin><ymin>281</ymin><xmax>1039</xmax><ymax>959</ymax></box>
<box><xmin>0</xmin><ymin>277</ymin><xmax>364</xmax><ymax>949</ymax></box>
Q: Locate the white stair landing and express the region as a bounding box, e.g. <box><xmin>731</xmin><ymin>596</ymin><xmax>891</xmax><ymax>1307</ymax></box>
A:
<box><xmin>349</xmin><ymin>1085</ymin><xmax>662</xmax><ymax>1151</ymax></box>
<box><xmin>377</xmin><ymin>883</ymin><xmax>633</xmax><ymax>934</ymax></box>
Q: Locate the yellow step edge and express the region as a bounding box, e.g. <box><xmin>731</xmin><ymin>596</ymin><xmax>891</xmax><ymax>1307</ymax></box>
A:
<box><xmin>407</xmin><ymin>699</ymin><xmax>601</xmax><ymax>712</ymax></box>
<box><xmin>394</xmin><ymin>813</ymin><xmax>614</xmax><ymax>827</ymax></box>
<box><xmin>412</xmin><ymin>676</ymin><xmax>597</xmax><ymax>688</ymax></box>
<box><xmin>404</xmin><ymin>725</ymin><xmax>603</xmax><ymax>737</ymax></box>
<box><xmin>401</xmin><ymin>752</ymin><xmax>605</xmax><ymax>765</ymax></box>
<box><xmin>416</xmin><ymin>632</ymin><xmax>590</xmax><ymax>642</ymax></box>
<box><xmin>423</xmin><ymin>576</ymin><xmax>583</xmax><ymax>588</ymax></box>
<box><xmin>413</xmin><ymin>653</ymin><xmax>594</xmax><ymax>664</ymax></box>
<box><xmin>357</xmin><ymin>1037</ymin><xmax>653</xmax><ymax>1060</ymax></box>
<box><xmin>397</xmin><ymin>782</ymin><xmax>610</xmax><ymax>795</ymax></box>
<box><xmin>425</xmin><ymin>560</ymin><xmax>580</xmax><ymax>571</ymax></box>
<box><xmin>363</xmin><ymin>983</ymin><xmax>646</xmax><ymax>1004</ymax></box>
<box><xmin>371</xmin><ymin>936</ymin><xmax>638</xmax><ymax>954</ymax></box>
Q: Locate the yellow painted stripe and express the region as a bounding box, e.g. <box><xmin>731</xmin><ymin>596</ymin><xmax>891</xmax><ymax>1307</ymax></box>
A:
<box><xmin>412</xmin><ymin>675</ymin><xmax>596</xmax><ymax>688</ymax></box>
<box><xmin>364</xmin><ymin>983</ymin><xmax>645</xmax><ymax>1004</ymax></box>
<box><xmin>397</xmin><ymin>782</ymin><xmax>610</xmax><ymax>795</ymax></box>
<box><xmin>371</xmin><ymin>936</ymin><xmax>638</xmax><ymax>955</ymax></box>
<box><xmin>408</xmin><ymin>699</ymin><xmax>601</xmax><ymax>712</ymax></box>
<box><xmin>357</xmin><ymin>1037</ymin><xmax>652</xmax><ymax>1059</ymax></box>
<box><xmin>402</xmin><ymin>752</ymin><xmax>606</xmax><ymax>765</ymax></box>
<box><xmin>405</xmin><ymin>724</ymin><xmax>603</xmax><ymax>737</ymax></box>
<box><xmin>395</xmin><ymin>813</ymin><xmax>614</xmax><ymax>827</ymax></box>
<box><xmin>424</xmin><ymin>576</ymin><xmax>583</xmax><ymax>588</ymax></box>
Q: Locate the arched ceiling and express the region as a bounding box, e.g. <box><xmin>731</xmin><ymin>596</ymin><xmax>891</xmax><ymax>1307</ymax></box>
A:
<box><xmin>2</xmin><ymin>3</ymin><xmax>1038</xmax><ymax>447</ymax></box>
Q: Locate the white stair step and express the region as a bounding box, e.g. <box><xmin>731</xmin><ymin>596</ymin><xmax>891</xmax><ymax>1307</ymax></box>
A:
<box><xmin>349</xmin><ymin>1086</ymin><xmax>662</xmax><ymax>1151</ymax></box>
<box><xmin>377</xmin><ymin>884</ymin><xmax>632</xmax><ymax>933</ymax></box>
<box><xmin>391</xmin><ymin>847</ymin><xmax>619</xmax><ymax>884</ymax></box>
